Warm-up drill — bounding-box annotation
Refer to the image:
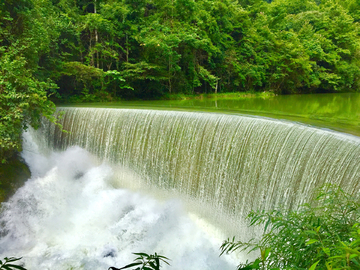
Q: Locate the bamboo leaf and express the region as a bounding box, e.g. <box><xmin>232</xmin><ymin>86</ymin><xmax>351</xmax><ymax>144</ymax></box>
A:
<box><xmin>322</xmin><ymin>248</ymin><xmax>330</xmax><ymax>256</ymax></box>
<box><xmin>309</xmin><ymin>260</ymin><xmax>320</xmax><ymax>270</ymax></box>
<box><xmin>133</xmin><ymin>253</ymin><xmax>149</xmax><ymax>257</ymax></box>
<box><xmin>306</xmin><ymin>239</ymin><xmax>319</xmax><ymax>245</ymax></box>
<box><xmin>116</xmin><ymin>262</ymin><xmax>142</xmax><ymax>269</ymax></box>
<box><xmin>5</xmin><ymin>264</ymin><xmax>26</xmax><ymax>270</ymax></box>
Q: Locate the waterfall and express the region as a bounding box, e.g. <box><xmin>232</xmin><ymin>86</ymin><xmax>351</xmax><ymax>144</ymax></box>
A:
<box><xmin>43</xmin><ymin>108</ymin><xmax>360</xmax><ymax>223</ymax></box>
<box><xmin>1</xmin><ymin>107</ymin><xmax>359</xmax><ymax>270</ymax></box>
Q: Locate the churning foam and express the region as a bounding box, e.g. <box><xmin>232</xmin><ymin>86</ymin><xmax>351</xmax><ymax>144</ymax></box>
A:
<box><xmin>0</xmin><ymin>132</ymin><xmax>238</xmax><ymax>270</ymax></box>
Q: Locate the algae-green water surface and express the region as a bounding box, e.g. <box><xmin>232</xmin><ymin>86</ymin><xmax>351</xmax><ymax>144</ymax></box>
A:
<box><xmin>61</xmin><ymin>92</ymin><xmax>360</xmax><ymax>137</ymax></box>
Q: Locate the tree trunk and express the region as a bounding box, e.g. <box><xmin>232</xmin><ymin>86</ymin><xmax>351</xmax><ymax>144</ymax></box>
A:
<box><xmin>126</xmin><ymin>33</ymin><xmax>129</xmax><ymax>63</ymax></box>
<box><xmin>169</xmin><ymin>54</ymin><xmax>172</xmax><ymax>93</ymax></box>
<box><xmin>94</xmin><ymin>0</ymin><xmax>99</xmax><ymax>68</ymax></box>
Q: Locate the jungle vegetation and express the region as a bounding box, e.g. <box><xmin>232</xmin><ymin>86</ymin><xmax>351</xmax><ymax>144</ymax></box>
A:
<box><xmin>1</xmin><ymin>0</ymin><xmax>360</xmax><ymax>160</ymax></box>
<box><xmin>220</xmin><ymin>184</ymin><xmax>360</xmax><ymax>269</ymax></box>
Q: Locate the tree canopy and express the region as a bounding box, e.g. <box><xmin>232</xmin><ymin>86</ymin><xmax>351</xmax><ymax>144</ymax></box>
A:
<box><xmin>22</xmin><ymin>0</ymin><xmax>360</xmax><ymax>101</ymax></box>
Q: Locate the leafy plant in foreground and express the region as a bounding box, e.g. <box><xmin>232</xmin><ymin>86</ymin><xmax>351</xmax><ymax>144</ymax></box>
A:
<box><xmin>220</xmin><ymin>184</ymin><xmax>360</xmax><ymax>269</ymax></box>
<box><xmin>0</xmin><ymin>257</ymin><xmax>26</xmax><ymax>270</ymax></box>
<box><xmin>109</xmin><ymin>253</ymin><xmax>170</xmax><ymax>270</ymax></box>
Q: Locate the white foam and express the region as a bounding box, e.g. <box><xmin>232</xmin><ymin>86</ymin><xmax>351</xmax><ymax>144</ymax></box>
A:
<box><xmin>0</xmin><ymin>132</ymin><xmax>238</xmax><ymax>270</ymax></box>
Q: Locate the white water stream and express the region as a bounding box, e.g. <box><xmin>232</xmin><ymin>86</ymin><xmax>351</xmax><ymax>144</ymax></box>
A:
<box><xmin>0</xmin><ymin>132</ymin><xmax>238</xmax><ymax>270</ymax></box>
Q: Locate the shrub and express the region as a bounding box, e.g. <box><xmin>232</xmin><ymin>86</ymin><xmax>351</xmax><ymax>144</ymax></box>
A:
<box><xmin>109</xmin><ymin>252</ymin><xmax>170</xmax><ymax>270</ymax></box>
<box><xmin>0</xmin><ymin>257</ymin><xmax>26</xmax><ymax>270</ymax></box>
<box><xmin>220</xmin><ymin>184</ymin><xmax>360</xmax><ymax>270</ymax></box>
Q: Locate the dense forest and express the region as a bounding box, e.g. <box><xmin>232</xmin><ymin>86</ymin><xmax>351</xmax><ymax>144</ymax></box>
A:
<box><xmin>1</xmin><ymin>0</ymin><xmax>360</xmax><ymax>160</ymax></box>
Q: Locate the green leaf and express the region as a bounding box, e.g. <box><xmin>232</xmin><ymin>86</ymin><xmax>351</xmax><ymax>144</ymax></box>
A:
<box><xmin>306</xmin><ymin>239</ymin><xmax>319</xmax><ymax>245</ymax></box>
<box><xmin>264</xmin><ymin>248</ymin><xmax>271</xmax><ymax>259</ymax></box>
<box><xmin>4</xmin><ymin>258</ymin><xmax>21</xmax><ymax>263</ymax></box>
<box><xmin>133</xmin><ymin>252</ymin><xmax>149</xmax><ymax>257</ymax></box>
<box><xmin>148</xmin><ymin>261</ymin><xmax>157</xmax><ymax>269</ymax></box>
<box><xmin>5</xmin><ymin>264</ymin><xmax>26</xmax><ymax>270</ymax></box>
<box><xmin>309</xmin><ymin>260</ymin><xmax>320</xmax><ymax>270</ymax></box>
<box><xmin>117</xmin><ymin>262</ymin><xmax>142</xmax><ymax>269</ymax></box>
<box><xmin>322</xmin><ymin>248</ymin><xmax>330</xmax><ymax>256</ymax></box>
<box><xmin>350</xmin><ymin>254</ymin><xmax>359</xmax><ymax>259</ymax></box>
<box><xmin>264</xmin><ymin>217</ymin><xmax>271</xmax><ymax>233</ymax></box>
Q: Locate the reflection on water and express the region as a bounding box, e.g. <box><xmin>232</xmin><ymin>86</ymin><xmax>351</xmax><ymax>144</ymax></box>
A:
<box><xmin>61</xmin><ymin>92</ymin><xmax>360</xmax><ymax>137</ymax></box>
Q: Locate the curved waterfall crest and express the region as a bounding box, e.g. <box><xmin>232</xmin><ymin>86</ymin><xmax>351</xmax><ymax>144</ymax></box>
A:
<box><xmin>40</xmin><ymin>107</ymin><xmax>360</xmax><ymax>220</ymax></box>
<box><xmin>2</xmin><ymin>107</ymin><xmax>357</xmax><ymax>269</ymax></box>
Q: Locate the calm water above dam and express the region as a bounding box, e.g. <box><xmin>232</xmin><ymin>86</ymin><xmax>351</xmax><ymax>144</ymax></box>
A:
<box><xmin>65</xmin><ymin>92</ymin><xmax>360</xmax><ymax>137</ymax></box>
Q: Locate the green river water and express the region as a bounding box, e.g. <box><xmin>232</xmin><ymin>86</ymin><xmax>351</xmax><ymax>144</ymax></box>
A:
<box><xmin>64</xmin><ymin>92</ymin><xmax>360</xmax><ymax>137</ymax></box>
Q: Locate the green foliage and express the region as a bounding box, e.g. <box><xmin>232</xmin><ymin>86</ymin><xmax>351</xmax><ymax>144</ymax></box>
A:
<box><xmin>109</xmin><ymin>253</ymin><xmax>170</xmax><ymax>270</ymax></box>
<box><xmin>0</xmin><ymin>257</ymin><xmax>26</xmax><ymax>270</ymax></box>
<box><xmin>19</xmin><ymin>0</ymin><xmax>359</xmax><ymax>99</ymax></box>
<box><xmin>0</xmin><ymin>0</ymin><xmax>58</xmax><ymax>162</ymax></box>
<box><xmin>325</xmin><ymin>223</ymin><xmax>360</xmax><ymax>269</ymax></box>
<box><xmin>220</xmin><ymin>184</ymin><xmax>360</xmax><ymax>269</ymax></box>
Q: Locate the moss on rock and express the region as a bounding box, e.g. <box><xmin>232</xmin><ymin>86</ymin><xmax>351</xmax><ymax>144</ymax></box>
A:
<box><xmin>0</xmin><ymin>153</ymin><xmax>31</xmax><ymax>202</ymax></box>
